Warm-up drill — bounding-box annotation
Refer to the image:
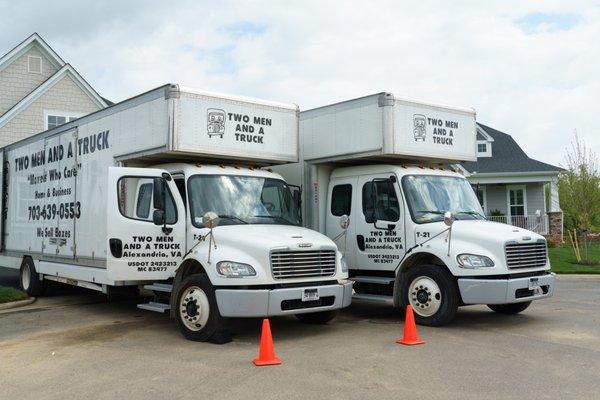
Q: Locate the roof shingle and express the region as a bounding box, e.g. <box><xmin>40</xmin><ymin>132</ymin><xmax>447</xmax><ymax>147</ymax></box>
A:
<box><xmin>463</xmin><ymin>123</ymin><xmax>563</xmax><ymax>174</ymax></box>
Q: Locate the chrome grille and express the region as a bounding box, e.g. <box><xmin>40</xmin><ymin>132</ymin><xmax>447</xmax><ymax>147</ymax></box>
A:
<box><xmin>270</xmin><ymin>250</ymin><xmax>336</xmax><ymax>279</ymax></box>
<box><xmin>505</xmin><ymin>241</ymin><xmax>548</xmax><ymax>269</ymax></box>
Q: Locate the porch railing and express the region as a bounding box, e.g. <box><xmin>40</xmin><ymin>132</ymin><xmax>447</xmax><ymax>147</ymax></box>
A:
<box><xmin>486</xmin><ymin>214</ymin><xmax>549</xmax><ymax>235</ymax></box>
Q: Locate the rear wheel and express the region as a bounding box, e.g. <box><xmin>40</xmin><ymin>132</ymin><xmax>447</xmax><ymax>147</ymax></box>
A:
<box><xmin>400</xmin><ymin>265</ymin><xmax>459</xmax><ymax>326</ymax></box>
<box><xmin>488</xmin><ymin>301</ymin><xmax>532</xmax><ymax>314</ymax></box>
<box><xmin>295</xmin><ymin>310</ymin><xmax>339</xmax><ymax>324</ymax></box>
<box><xmin>175</xmin><ymin>274</ymin><xmax>222</xmax><ymax>342</ymax></box>
<box><xmin>19</xmin><ymin>257</ymin><xmax>44</xmax><ymax>297</ymax></box>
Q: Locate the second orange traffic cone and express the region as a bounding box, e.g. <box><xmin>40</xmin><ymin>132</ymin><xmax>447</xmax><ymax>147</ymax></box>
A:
<box><xmin>396</xmin><ymin>305</ymin><xmax>425</xmax><ymax>346</ymax></box>
<box><xmin>253</xmin><ymin>318</ymin><xmax>281</xmax><ymax>366</ymax></box>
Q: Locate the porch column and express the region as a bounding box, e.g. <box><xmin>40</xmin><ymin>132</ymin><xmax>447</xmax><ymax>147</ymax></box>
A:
<box><xmin>545</xmin><ymin>178</ymin><xmax>563</xmax><ymax>245</ymax></box>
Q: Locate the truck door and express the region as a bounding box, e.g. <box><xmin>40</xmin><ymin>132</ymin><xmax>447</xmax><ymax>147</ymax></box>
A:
<box><xmin>106</xmin><ymin>167</ymin><xmax>186</xmax><ymax>281</ymax></box>
<box><xmin>325</xmin><ymin>177</ymin><xmax>357</xmax><ymax>267</ymax></box>
<box><xmin>354</xmin><ymin>174</ymin><xmax>405</xmax><ymax>271</ymax></box>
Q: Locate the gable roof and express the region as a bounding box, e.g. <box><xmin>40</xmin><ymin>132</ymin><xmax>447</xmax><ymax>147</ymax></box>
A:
<box><xmin>0</xmin><ymin>64</ymin><xmax>107</xmax><ymax>129</ymax></box>
<box><xmin>0</xmin><ymin>32</ymin><xmax>65</xmax><ymax>72</ymax></box>
<box><xmin>462</xmin><ymin>123</ymin><xmax>563</xmax><ymax>175</ymax></box>
<box><xmin>0</xmin><ymin>33</ymin><xmax>108</xmax><ymax>127</ymax></box>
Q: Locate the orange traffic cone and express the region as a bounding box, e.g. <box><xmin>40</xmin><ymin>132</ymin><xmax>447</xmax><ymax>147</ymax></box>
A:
<box><xmin>253</xmin><ymin>318</ymin><xmax>281</xmax><ymax>366</ymax></box>
<box><xmin>396</xmin><ymin>305</ymin><xmax>425</xmax><ymax>346</ymax></box>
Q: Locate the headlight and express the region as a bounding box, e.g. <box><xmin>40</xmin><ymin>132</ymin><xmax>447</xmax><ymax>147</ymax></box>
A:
<box><xmin>216</xmin><ymin>261</ymin><xmax>256</xmax><ymax>277</ymax></box>
<box><xmin>340</xmin><ymin>255</ymin><xmax>348</xmax><ymax>273</ymax></box>
<box><xmin>457</xmin><ymin>254</ymin><xmax>495</xmax><ymax>268</ymax></box>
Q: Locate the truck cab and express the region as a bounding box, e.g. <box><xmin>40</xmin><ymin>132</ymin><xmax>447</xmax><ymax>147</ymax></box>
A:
<box><xmin>108</xmin><ymin>162</ymin><xmax>352</xmax><ymax>341</ymax></box>
<box><xmin>324</xmin><ymin>164</ymin><xmax>554</xmax><ymax>325</ymax></box>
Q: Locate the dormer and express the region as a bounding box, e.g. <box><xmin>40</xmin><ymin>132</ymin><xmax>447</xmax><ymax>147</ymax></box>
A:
<box><xmin>476</xmin><ymin>124</ymin><xmax>493</xmax><ymax>157</ymax></box>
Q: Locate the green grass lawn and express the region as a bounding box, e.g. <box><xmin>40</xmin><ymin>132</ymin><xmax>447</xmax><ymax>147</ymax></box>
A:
<box><xmin>549</xmin><ymin>243</ymin><xmax>600</xmax><ymax>274</ymax></box>
<box><xmin>0</xmin><ymin>286</ymin><xmax>28</xmax><ymax>303</ymax></box>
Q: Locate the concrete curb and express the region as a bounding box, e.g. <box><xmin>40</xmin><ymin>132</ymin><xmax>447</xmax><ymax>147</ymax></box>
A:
<box><xmin>556</xmin><ymin>274</ymin><xmax>600</xmax><ymax>281</ymax></box>
<box><xmin>0</xmin><ymin>297</ymin><xmax>36</xmax><ymax>310</ymax></box>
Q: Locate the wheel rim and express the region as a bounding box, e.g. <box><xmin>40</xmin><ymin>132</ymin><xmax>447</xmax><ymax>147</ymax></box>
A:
<box><xmin>408</xmin><ymin>276</ymin><xmax>442</xmax><ymax>317</ymax></box>
<box><xmin>179</xmin><ymin>286</ymin><xmax>210</xmax><ymax>332</ymax></box>
<box><xmin>21</xmin><ymin>264</ymin><xmax>31</xmax><ymax>291</ymax></box>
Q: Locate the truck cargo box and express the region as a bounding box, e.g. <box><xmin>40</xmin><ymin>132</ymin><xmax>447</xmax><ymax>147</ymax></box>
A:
<box><xmin>0</xmin><ymin>84</ymin><xmax>298</xmax><ymax>266</ymax></box>
<box><xmin>300</xmin><ymin>92</ymin><xmax>476</xmax><ymax>164</ymax></box>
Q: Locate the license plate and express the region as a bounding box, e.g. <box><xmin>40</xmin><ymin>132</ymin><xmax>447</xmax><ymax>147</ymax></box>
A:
<box><xmin>302</xmin><ymin>288</ymin><xmax>319</xmax><ymax>302</ymax></box>
<box><xmin>528</xmin><ymin>277</ymin><xmax>540</xmax><ymax>290</ymax></box>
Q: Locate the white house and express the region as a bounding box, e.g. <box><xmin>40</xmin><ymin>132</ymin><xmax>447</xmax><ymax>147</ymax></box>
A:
<box><xmin>461</xmin><ymin>123</ymin><xmax>563</xmax><ymax>239</ymax></box>
<box><xmin>0</xmin><ymin>33</ymin><xmax>108</xmax><ymax>147</ymax></box>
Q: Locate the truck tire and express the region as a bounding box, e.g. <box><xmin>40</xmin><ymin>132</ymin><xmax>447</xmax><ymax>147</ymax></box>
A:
<box><xmin>295</xmin><ymin>310</ymin><xmax>339</xmax><ymax>324</ymax></box>
<box><xmin>174</xmin><ymin>273</ymin><xmax>222</xmax><ymax>342</ymax></box>
<box><xmin>400</xmin><ymin>264</ymin><xmax>459</xmax><ymax>326</ymax></box>
<box><xmin>19</xmin><ymin>257</ymin><xmax>44</xmax><ymax>297</ymax></box>
<box><xmin>488</xmin><ymin>301</ymin><xmax>532</xmax><ymax>314</ymax></box>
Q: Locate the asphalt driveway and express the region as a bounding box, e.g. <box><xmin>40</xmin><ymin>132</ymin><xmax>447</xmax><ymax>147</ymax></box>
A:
<box><xmin>0</xmin><ymin>271</ymin><xmax>598</xmax><ymax>400</ymax></box>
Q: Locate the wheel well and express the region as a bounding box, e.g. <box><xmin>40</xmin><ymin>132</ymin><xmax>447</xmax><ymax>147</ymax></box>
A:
<box><xmin>400</xmin><ymin>252</ymin><xmax>447</xmax><ymax>273</ymax></box>
<box><xmin>177</xmin><ymin>259</ymin><xmax>207</xmax><ymax>279</ymax></box>
<box><xmin>393</xmin><ymin>252</ymin><xmax>451</xmax><ymax>307</ymax></box>
<box><xmin>169</xmin><ymin>259</ymin><xmax>207</xmax><ymax>318</ymax></box>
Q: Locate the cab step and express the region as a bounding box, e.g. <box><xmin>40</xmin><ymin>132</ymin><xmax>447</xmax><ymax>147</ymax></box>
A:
<box><xmin>137</xmin><ymin>301</ymin><xmax>171</xmax><ymax>313</ymax></box>
<box><xmin>350</xmin><ymin>276</ymin><xmax>395</xmax><ymax>285</ymax></box>
<box><xmin>352</xmin><ymin>293</ymin><xmax>394</xmax><ymax>304</ymax></box>
<box><xmin>143</xmin><ymin>283</ymin><xmax>173</xmax><ymax>293</ymax></box>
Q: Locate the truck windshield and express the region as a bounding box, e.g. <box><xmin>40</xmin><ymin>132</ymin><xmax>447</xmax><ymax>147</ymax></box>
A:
<box><xmin>188</xmin><ymin>175</ymin><xmax>301</xmax><ymax>227</ymax></box>
<box><xmin>401</xmin><ymin>175</ymin><xmax>485</xmax><ymax>224</ymax></box>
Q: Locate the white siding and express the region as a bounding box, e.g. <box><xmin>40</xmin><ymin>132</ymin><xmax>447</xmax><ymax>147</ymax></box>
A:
<box><xmin>484</xmin><ymin>184</ymin><xmax>507</xmax><ymax>215</ymax></box>
<box><xmin>0</xmin><ymin>46</ymin><xmax>59</xmax><ymax>115</ymax></box>
<box><xmin>483</xmin><ymin>183</ymin><xmax>546</xmax><ymax>216</ymax></box>
<box><xmin>0</xmin><ymin>74</ymin><xmax>100</xmax><ymax>147</ymax></box>
<box><xmin>526</xmin><ymin>183</ymin><xmax>546</xmax><ymax>214</ymax></box>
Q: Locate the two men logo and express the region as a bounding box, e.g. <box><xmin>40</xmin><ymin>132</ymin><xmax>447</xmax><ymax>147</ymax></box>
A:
<box><xmin>413</xmin><ymin>114</ymin><xmax>426</xmax><ymax>142</ymax></box>
<box><xmin>207</xmin><ymin>109</ymin><xmax>226</xmax><ymax>138</ymax></box>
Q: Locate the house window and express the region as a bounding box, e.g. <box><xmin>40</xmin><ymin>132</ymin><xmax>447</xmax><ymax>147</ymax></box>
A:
<box><xmin>477</xmin><ymin>143</ymin><xmax>487</xmax><ymax>153</ymax></box>
<box><xmin>45</xmin><ymin>112</ymin><xmax>81</xmax><ymax>130</ymax></box>
<box><xmin>27</xmin><ymin>55</ymin><xmax>42</xmax><ymax>74</ymax></box>
<box><xmin>508</xmin><ymin>186</ymin><xmax>526</xmax><ymax>216</ymax></box>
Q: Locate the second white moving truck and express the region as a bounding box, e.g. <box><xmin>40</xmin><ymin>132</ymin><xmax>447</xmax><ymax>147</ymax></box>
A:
<box><xmin>0</xmin><ymin>84</ymin><xmax>352</xmax><ymax>341</ymax></box>
<box><xmin>276</xmin><ymin>93</ymin><xmax>555</xmax><ymax>326</ymax></box>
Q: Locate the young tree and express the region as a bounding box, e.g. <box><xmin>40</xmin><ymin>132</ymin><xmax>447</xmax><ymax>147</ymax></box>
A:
<box><xmin>558</xmin><ymin>131</ymin><xmax>600</xmax><ymax>231</ymax></box>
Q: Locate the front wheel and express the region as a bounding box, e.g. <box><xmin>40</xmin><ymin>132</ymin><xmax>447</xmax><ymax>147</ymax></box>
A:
<box><xmin>400</xmin><ymin>265</ymin><xmax>459</xmax><ymax>326</ymax></box>
<box><xmin>488</xmin><ymin>301</ymin><xmax>532</xmax><ymax>314</ymax></box>
<box><xmin>295</xmin><ymin>310</ymin><xmax>339</xmax><ymax>324</ymax></box>
<box><xmin>175</xmin><ymin>274</ymin><xmax>222</xmax><ymax>342</ymax></box>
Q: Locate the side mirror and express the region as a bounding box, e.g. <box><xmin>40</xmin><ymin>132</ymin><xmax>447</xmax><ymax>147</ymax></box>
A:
<box><xmin>153</xmin><ymin>177</ymin><xmax>166</xmax><ymax>211</ymax></box>
<box><xmin>339</xmin><ymin>214</ymin><xmax>350</xmax><ymax>230</ymax></box>
<box><xmin>203</xmin><ymin>211</ymin><xmax>220</xmax><ymax>229</ymax></box>
<box><xmin>444</xmin><ymin>211</ymin><xmax>454</xmax><ymax>227</ymax></box>
<box><xmin>153</xmin><ymin>209</ymin><xmax>166</xmax><ymax>226</ymax></box>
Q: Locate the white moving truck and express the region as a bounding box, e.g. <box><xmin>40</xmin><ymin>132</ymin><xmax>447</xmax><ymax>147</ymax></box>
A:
<box><xmin>276</xmin><ymin>93</ymin><xmax>555</xmax><ymax>326</ymax></box>
<box><xmin>0</xmin><ymin>84</ymin><xmax>352</xmax><ymax>341</ymax></box>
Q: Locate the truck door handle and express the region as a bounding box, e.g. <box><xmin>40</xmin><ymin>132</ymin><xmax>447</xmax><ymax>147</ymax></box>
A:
<box><xmin>356</xmin><ymin>235</ymin><xmax>365</xmax><ymax>251</ymax></box>
<box><xmin>109</xmin><ymin>238</ymin><xmax>123</xmax><ymax>258</ymax></box>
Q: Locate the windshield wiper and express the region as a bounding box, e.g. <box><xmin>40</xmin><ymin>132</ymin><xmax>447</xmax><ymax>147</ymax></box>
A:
<box><xmin>455</xmin><ymin>210</ymin><xmax>485</xmax><ymax>219</ymax></box>
<box><xmin>417</xmin><ymin>210</ymin><xmax>445</xmax><ymax>215</ymax></box>
<box><xmin>252</xmin><ymin>215</ymin><xmax>294</xmax><ymax>225</ymax></box>
<box><xmin>218</xmin><ymin>214</ymin><xmax>248</xmax><ymax>224</ymax></box>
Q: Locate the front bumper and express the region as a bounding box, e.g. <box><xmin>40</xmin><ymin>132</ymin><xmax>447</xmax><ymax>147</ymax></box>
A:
<box><xmin>215</xmin><ymin>282</ymin><xmax>354</xmax><ymax>317</ymax></box>
<box><xmin>458</xmin><ymin>272</ymin><xmax>555</xmax><ymax>305</ymax></box>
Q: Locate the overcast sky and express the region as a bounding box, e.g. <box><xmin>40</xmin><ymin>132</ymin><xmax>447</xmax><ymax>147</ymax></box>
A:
<box><xmin>1</xmin><ymin>0</ymin><xmax>598</xmax><ymax>165</ymax></box>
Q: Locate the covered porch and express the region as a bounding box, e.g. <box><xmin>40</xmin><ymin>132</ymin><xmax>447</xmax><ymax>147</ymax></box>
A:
<box><xmin>468</xmin><ymin>172</ymin><xmax>561</xmax><ymax>237</ymax></box>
